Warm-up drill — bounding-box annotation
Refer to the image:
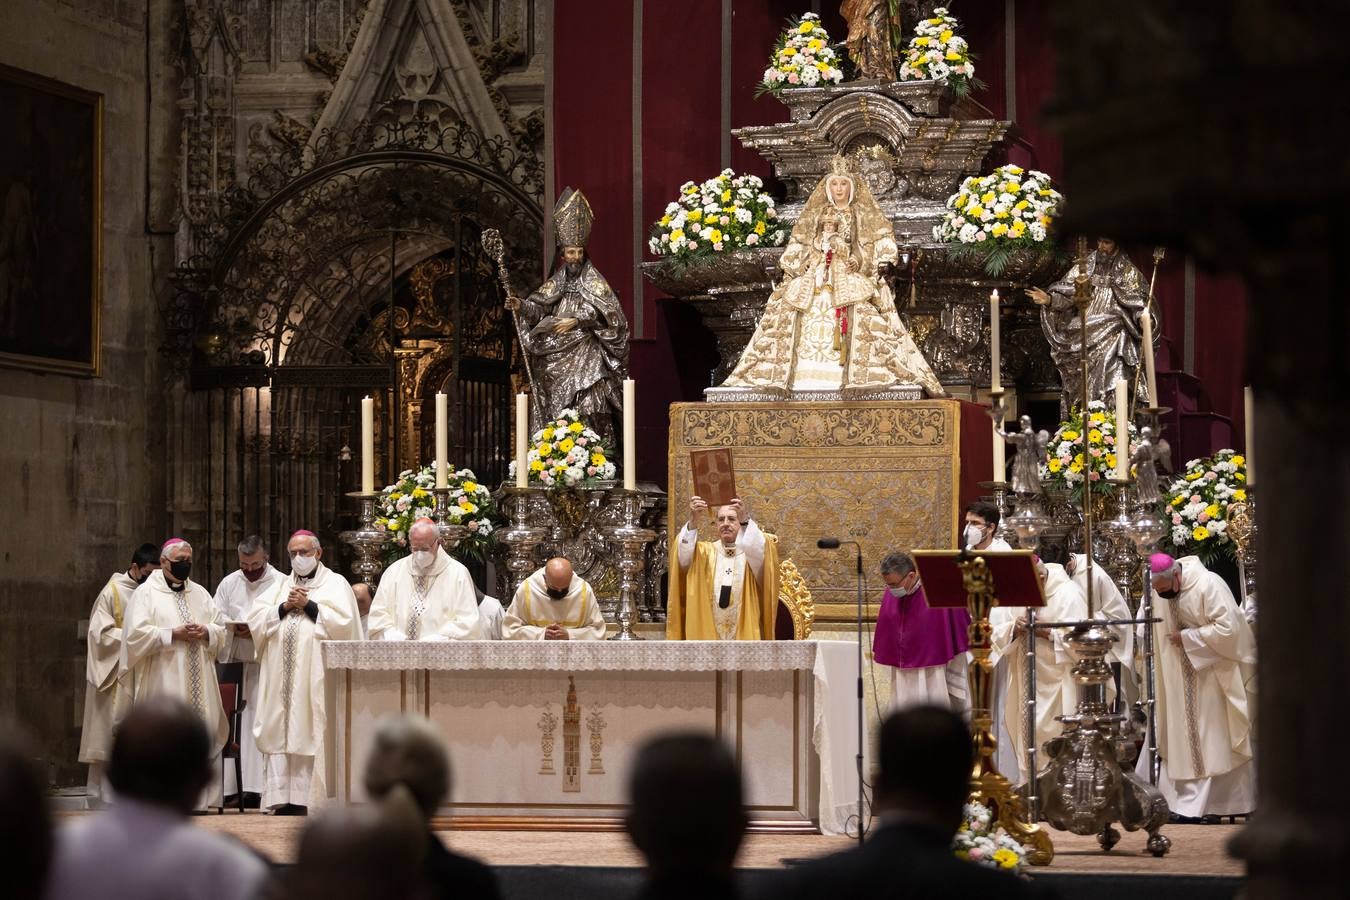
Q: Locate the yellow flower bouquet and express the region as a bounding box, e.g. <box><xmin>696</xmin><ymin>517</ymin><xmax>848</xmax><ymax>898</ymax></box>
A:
<box><xmin>898</xmin><ymin>6</ymin><xmax>982</xmax><ymax>96</ymax></box>
<box><xmin>757</xmin><ymin>13</ymin><xmax>845</xmax><ymax>97</ymax></box>
<box><xmin>1041</xmin><ymin>400</ymin><xmax>1139</xmax><ymax>499</ymax></box>
<box><xmin>1162</xmin><ymin>449</ymin><xmax>1247</xmax><ymax>566</ymax></box>
<box><xmin>375</xmin><ymin>465</ymin><xmax>499</xmax><ymax>561</ymax></box>
<box><xmin>648</xmin><ymin>169</ymin><xmax>785</xmax><ymax>266</ymax></box>
<box><xmin>934</xmin><ymin>164</ymin><xmax>1064</xmax><ymax>276</ymax></box>
<box><xmin>509</xmin><ymin>408</ymin><xmax>616</xmax><ymax>489</ymax></box>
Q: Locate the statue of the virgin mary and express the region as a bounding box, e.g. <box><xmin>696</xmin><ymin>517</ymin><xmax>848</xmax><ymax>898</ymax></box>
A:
<box><xmin>721</xmin><ymin>159</ymin><xmax>945</xmax><ymax>397</ymax></box>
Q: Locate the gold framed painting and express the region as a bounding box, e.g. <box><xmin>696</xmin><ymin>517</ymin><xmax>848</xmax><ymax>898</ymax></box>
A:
<box><xmin>0</xmin><ymin>64</ymin><xmax>102</xmax><ymax>376</ymax></box>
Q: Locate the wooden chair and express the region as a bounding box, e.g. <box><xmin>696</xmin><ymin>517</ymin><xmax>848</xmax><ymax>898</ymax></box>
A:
<box><xmin>215</xmin><ymin>662</ymin><xmax>246</xmax><ymax>814</ymax></box>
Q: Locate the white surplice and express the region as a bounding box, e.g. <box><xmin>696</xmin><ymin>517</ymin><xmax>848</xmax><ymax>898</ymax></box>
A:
<box><xmin>122</xmin><ymin>570</ymin><xmax>231</xmax><ymax>752</ymax></box>
<box><xmin>366</xmin><ymin>548</ymin><xmax>483</xmax><ymax>641</ymax></box>
<box><xmin>122</xmin><ymin>570</ymin><xmax>231</xmax><ymax>808</ymax></box>
<box><xmin>78</xmin><ymin>571</ymin><xmax>139</xmax><ymax>802</ymax></box>
<box><xmin>989</xmin><ymin>563</ymin><xmax>1087</xmax><ymax>782</ymax></box>
<box><xmin>247</xmin><ymin>561</ymin><xmax>360</xmax><ymax>809</ymax></box>
<box><xmin>212</xmin><ymin>563</ymin><xmax>281</xmax><ymax>796</ymax></box>
<box><xmin>478</xmin><ymin>594</ymin><xmax>505</xmax><ymax>640</ymax></box>
<box><xmin>1136</xmin><ymin>555</ymin><xmax>1257</xmax><ymax>816</ymax></box>
<box><xmin>502</xmin><ymin>569</ymin><xmax>607</xmax><ymax>641</ymax></box>
<box><xmin>1069</xmin><ymin>553</ymin><xmax>1139</xmax><ymax>708</ymax></box>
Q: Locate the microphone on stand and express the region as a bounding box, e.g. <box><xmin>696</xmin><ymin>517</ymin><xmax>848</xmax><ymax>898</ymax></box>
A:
<box><xmin>817</xmin><ymin>536</ymin><xmax>867</xmax><ymax>844</ymax></box>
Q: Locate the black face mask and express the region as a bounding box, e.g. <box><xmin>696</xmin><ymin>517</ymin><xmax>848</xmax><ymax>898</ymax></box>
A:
<box><xmin>169</xmin><ymin>559</ymin><xmax>192</xmax><ymax>582</ymax></box>
<box><xmin>545</xmin><ymin>585</ymin><xmax>569</xmax><ymax>600</ymax></box>
<box><xmin>132</xmin><ymin>568</ymin><xmax>150</xmax><ymax>585</ymax></box>
<box><xmin>1156</xmin><ymin>588</ymin><xmax>1179</xmax><ymax>600</ymax></box>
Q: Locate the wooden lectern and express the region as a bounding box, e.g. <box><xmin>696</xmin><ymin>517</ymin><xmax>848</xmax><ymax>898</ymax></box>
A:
<box><xmin>912</xmin><ymin>549</ymin><xmax>1055</xmax><ymax>865</ymax></box>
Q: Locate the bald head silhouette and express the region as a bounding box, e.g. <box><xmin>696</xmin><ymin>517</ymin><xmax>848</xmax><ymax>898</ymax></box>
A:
<box><xmin>543</xmin><ymin>557</ymin><xmax>574</xmax><ymax>594</ymax></box>
<box><xmin>108</xmin><ymin>700</ymin><xmax>212</xmax><ymax>814</ymax></box>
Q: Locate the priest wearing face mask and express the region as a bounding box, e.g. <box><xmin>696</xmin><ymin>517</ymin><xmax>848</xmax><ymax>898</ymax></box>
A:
<box><xmin>121</xmin><ymin>538</ymin><xmax>232</xmax><ymax>807</ymax></box>
<box><xmin>366</xmin><ymin>518</ymin><xmax>484</xmax><ymax>641</ymax></box>
<box><xmin>247</xmin><ymin>530</ymin><xmax>361</xmax><ymax>814</ymax></box>
<box><xmin>1139</xmin><ymin>553</ymin><xmax>1256</xmax><ymax>822</ymax></box>
<box><xmin>988</xmin><ymin>557</ymin><xmax>1087</xmax><ymax>782</ymax></box>
<box><xmin>873</xmin><ymin>552</ymin><xmax>971</xmax><ymax>711</ymax></box>
<box><xmin>503</xmin><ymin>557</ymin><xmax>607</xmax><ymax>641</ymax></box>
<box><xmin>79</xmin><ymin>542</ymin><xmax>159</xmax><ymax>806</ymax></box>
<box><xmin>211</xmin><ymin>534</ymin><xmax>281</xmax><ymax>807</ymax></box>
<box><xmin>963</xmin><ymin>501</ymin><xmax>1012</xmax><ymax>552</ymax></box>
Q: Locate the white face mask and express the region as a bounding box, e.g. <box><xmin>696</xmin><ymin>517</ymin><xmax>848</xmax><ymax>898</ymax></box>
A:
<box><xmin>291</xmin><ymin>553</ymin><xmax>318</xmax><ymax>577</ymax></box>
<box><xmin>964</xmin><ymin>523</ymin><xmax>987</xmax><ymax>549</ymax></box>
<box><xmin>412</xmin><ymin>549</ymin><xmax>437</xmax><ymax>570</ymax></box>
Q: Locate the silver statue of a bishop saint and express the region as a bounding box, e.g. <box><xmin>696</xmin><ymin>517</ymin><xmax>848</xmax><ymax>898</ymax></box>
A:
<box><xmin>721</xmin><ymin>159</ymin><xmax>944</xmax><ymax>397</ymax></box>
<box><xmin>507</xmin><ymin>187</ymin><xmax>629</xmax><ymax>447</ymax></box>
<box><xmin>1027</xmin><ymin>237</ymin><xmax>1157</xmax><ymax>416</ymax></box>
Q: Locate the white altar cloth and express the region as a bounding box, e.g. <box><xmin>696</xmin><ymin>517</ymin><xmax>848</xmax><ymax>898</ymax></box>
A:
<box><xmin>322</xmin><ymin>638</ymin><xmax>867</xmax><ymax>833</ymax></box>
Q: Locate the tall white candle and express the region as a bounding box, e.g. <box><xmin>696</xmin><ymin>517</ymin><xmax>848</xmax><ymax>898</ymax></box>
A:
<box><xmin>434</xmin><ymin>391</ymin><xmax>448</xmax><ymax>489</ymax></box>
<box><xmin>360</xmin><ymin>396</ymin><xmax>375</xmax><ymax>493</ymax></box>
<box><xmin>1113</xmin><ymin>378</ymin><xmax>1129</xmax><ymax>481</ymax></box>
<box><xmin>1140</xmin><ymin>310</ymin><xmax>1158</xmax><ymax>404</ymax></box>
<box><xmin>622</xmin><ymin>378</ymin><xmax>637</xmax><ymax>491</ymax></box>
<box><xmin>989</xmin><ymin>289</ymin><xmax>1001</xmax><ymax>392</ymax></box>
<box><xmin>992</xmin><ymin>422</ymin><xmax>1005</xmax><ymax>483</ymax></box>
<box><xmin>1244</xmin><ymin>386</ymin><xmax>1256</xmax><ymax>488</ymax></box>
<box><xmin>515</xmin><ymin>393</ymin><xmax>529</xmax><ymax>489</ymax></box>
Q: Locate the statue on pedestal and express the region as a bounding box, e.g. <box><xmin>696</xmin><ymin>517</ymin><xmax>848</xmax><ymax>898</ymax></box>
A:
<box><xmin>507</xmin><ymin>188</ymin><xmax>629</xmax><ymax>447</ymax></box>
<box><xmin>721</xmin><ymin>159</ymin><xmax>945</xmax><ymax>397</ymax></box>
<box><xmin>1027</xmin><ymin>238</ymin><xmax>1151</xmax><ymax>416</ymax></box>
<box><xmin>840</xmin><ymin>0</ymin><xmax>902</xmax><ymax>81</ymax></box>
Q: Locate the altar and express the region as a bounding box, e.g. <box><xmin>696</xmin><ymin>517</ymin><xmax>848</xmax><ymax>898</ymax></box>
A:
<box><xmin>323</xmin><ymin>639</ymin><xmax>866</xmax><ymax>833</ymax></box>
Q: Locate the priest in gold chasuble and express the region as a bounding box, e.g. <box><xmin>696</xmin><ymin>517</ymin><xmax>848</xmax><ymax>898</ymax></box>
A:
<box><xmin>721</xmin><ymin>160</ymin><xmax>944</xmax><ymax>397</ymax></box>
<box><xmin>667</xmin><ymin>497</ymin><xmax>779</xmax><ymax>641</ymax></box>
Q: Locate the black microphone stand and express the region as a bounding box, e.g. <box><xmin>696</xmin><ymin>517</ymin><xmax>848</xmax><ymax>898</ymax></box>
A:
<box><xmin>819</xmin><ymin>537</ymin><xmax>867</xmax><ymax>845</ymax></box>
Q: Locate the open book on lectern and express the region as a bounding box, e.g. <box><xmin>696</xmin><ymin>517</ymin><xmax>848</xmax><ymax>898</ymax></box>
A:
<box><xmin>909</xmin><ymin>549</ymin><xmax>1047</xmax><ymax>610</ymax></box>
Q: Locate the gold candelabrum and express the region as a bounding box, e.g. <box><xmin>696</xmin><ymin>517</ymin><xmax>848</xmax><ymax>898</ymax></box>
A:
<box><xmin>958</xmin><ymin>553</ymin><xmax>1055</xmax><ymax>866</ymax></box>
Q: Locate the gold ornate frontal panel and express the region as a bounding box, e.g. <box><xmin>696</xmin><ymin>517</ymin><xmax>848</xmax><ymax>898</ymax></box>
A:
<box><xmin>669</xmin><ymin>400</ymin><xmax>962</xmax><ymax>622</ymax></box>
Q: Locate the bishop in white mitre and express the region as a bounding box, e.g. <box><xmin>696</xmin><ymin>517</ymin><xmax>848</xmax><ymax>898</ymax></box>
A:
<box><xmin>989</xmin><ymin>559</ymin><xmax>1088</xmax><ymax>782</ymax></box>
<box><xmin>247</xmin><ymin>530</ymin><xmax>360</xmax><ymax>813</ymax></box>
<box><xmin>78</xmin><ymin>543</ymin><xmax>158</xmax><ymax>804</ymax></box>
<box><xmin>503</xmin><ymin>557</ymin><xmax>607</xmax><ymax>641</ymax></box>
<box><xmin>1139</xmin><ymin>553</ymin><xmax>1256</xmax><ymax>819</ymax></box>
<box><xmin>121</xmin><ymin>538</ymin><xmax>231</xmax><ymax>806</ymax></box>
<box><xmin>366</xmin><ymin>518</ymin><xmax>483</xmax><ymax>641</ymax></box>
<box><xmin>211</xmin><ymin>534</ymin><xmax>282</xmax><ymax>802</ymax></box>
<box><xmin>1067</xmin><ymin>552</ymin><xmax>1139</xmax><ymax>708</ymax></box>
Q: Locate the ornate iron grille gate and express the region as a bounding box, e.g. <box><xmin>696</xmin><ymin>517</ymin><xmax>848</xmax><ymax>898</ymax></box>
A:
<box><xmin>172</xmin><ymin>120</ymin><xmax>543</xmax><ymax>586</ymax></box>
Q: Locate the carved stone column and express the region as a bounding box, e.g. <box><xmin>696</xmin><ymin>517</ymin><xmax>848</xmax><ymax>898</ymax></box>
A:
<box><xmin>1048</xmin><ymin>4</ymin><xmax>1350</xmax><ymax>895</ymax></box>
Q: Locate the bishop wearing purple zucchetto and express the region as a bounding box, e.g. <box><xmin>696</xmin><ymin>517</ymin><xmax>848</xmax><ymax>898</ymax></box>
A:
<box><xmin>872</xmin><ymin>552</ymin><xmax>971</xmax><ymax>711</ymax></box>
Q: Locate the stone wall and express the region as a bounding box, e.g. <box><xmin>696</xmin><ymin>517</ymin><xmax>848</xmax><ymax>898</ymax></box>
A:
<box><xmin>0</xmin><ymin>0</ymin><xmax>166</xmax><ymax>785</ymax></box>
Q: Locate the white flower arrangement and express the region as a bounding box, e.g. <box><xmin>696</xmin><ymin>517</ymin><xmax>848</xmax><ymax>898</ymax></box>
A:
<box><xmin>507</xmin><ymin>408</ymin><xmax>616</xmax><ymax>489</ymax></box>
<box><xmin>953</xmin><ymin>802</ymin><xmax>1029</xmax><ymax>874</ymax></box>
<box><xmin>899</xmin><ymin>6</ymin><xmax>980</xmax><ymax>96</ymax></box>
<box><xmin>1040</xmin><ymin>400</ymin><xmax>1139</xmax><ymax>499</ymax></box>
<box><xmin>374</xmin><ymin>465</ymin><xmax>498</xmax><ymax>561</ymax></box>
<box><xmin>1162</xmin><ymin>449</ymin><xmax>1248</xmax><ymax>566</ymax></box>
<box><xmin>933</xmin><ymin>164</ymin><xmax>1064</xmax><ymax>275</ymax></box>
<box><xmin>648</xmin><ymin>169</ymin><xmax>785</xmax><ymax>264</ymax></box>
<box><xmin>757</xmin><ymin>13</ymin><xmax>844</xmax><ymax>97</ymax></box>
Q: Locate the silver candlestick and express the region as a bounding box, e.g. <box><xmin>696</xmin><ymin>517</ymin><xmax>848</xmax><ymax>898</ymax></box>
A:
<box><xmin>431</xmin><ymin>487</ymin><xmax>468</xmax><ymax>550</ymax></box>
<box><xmin>340</xmin><ymin>491</ymin><xmax>388</xmax><ymax>588</ymax></box>
<box><xmin>603</xmin><ymin>489</ymin><xmax>656</xmax><ymax>641</ymax></box>
<box><xmin>498</xmin><ymin>485</ymin><xmax>546</xmax><ymax>600</ymax></box>
<box><xmin>978</xmin><ymin>480</ymin><xmax>1020</xmax><ymax>548</ymax></box>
